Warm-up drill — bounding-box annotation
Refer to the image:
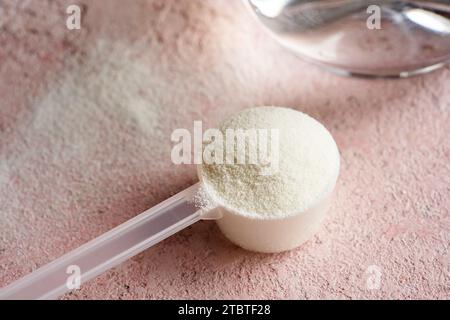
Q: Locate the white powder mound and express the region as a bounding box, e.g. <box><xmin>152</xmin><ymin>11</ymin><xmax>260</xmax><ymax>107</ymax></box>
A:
<box><xmin>199</xmin><ymin>107</ymin><xmax>340</xmax><ymax>219</ymax></box>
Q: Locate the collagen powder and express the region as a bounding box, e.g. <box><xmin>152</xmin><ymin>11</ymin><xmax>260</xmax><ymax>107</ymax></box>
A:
<box><xmin>198</xmin><ymin>106</ymin><xmax>340</xmax><ymax>252</ymax></box>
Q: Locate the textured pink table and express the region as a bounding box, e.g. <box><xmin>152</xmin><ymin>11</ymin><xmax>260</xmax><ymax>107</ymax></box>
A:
<box><xmin>1</xmin><ymin>0</ymin><xmax>449</xmax><ymax>299</ymax></box>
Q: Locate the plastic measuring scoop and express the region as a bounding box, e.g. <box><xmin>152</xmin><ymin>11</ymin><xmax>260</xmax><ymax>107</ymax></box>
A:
<box><xmin>1</xmin><ymin>107</ymin><xmax>340</xmax><ymax>299</ymax></box>
<box><xmin>0</xmin><ymin>183</ymin><xmax>219</xmax><ymax>300</ymax></box>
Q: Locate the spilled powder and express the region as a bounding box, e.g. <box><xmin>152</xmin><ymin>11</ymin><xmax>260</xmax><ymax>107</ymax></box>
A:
<box><xmin>23</xmin><ymin>40</ymin><xmax>175</xmax><ymax>181</ymax></box>
<box><xmin>199</xmin><ymin>107</ymin><xmax>340</xmax><ymax>219</ymax></box>
<box><xmin>0</xmin><ymin>39</ymin><xmax>178</xmax><ymax>216</ymax></box>
<box><xmin>192</xmin><ymin>185</ymin><xmax>217</xmax><ymax>212</ymax></box>
<box><xmin>30</xmin><ymin>41</ymin><xmax>165</xmax><ymax>145</ymax></box>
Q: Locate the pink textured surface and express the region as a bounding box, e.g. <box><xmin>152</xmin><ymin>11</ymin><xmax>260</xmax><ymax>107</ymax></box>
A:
<box><xmin>1</xmin><ymin>0</ymin><xmax>450</xmax><ymax>299</ymax></box>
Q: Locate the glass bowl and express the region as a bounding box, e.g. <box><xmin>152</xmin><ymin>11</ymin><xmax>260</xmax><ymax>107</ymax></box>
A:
<box><xmin>244</xmin><ymin>0</ymin><xmax>450</xmax><ymax>77</ymax></box>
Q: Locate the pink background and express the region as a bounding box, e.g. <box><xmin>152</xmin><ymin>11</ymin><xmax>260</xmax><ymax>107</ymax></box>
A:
<box><xmin>1</xmin><ymin>0</ymin><xmax>449</xmax><ymax>299</ymax></box>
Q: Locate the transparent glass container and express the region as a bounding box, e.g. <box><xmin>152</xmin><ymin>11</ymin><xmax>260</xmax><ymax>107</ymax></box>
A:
<box><xmin>245</xmin><ymin>0</ymin><xmax>450</xmax><ymax>77</ymax></box>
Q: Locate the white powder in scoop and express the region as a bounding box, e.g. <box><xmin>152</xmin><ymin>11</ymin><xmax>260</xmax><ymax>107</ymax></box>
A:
<box><xmin>199</xmin><ymin>107</ymin><xmax>340</xmax><ymax>219</ymax></box>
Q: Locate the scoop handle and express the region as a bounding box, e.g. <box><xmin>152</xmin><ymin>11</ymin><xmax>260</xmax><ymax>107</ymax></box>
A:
<box><xmin>0</xmin><ymin>183</ymin><xmax>203</xmax><ymax>300</ymax></box>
